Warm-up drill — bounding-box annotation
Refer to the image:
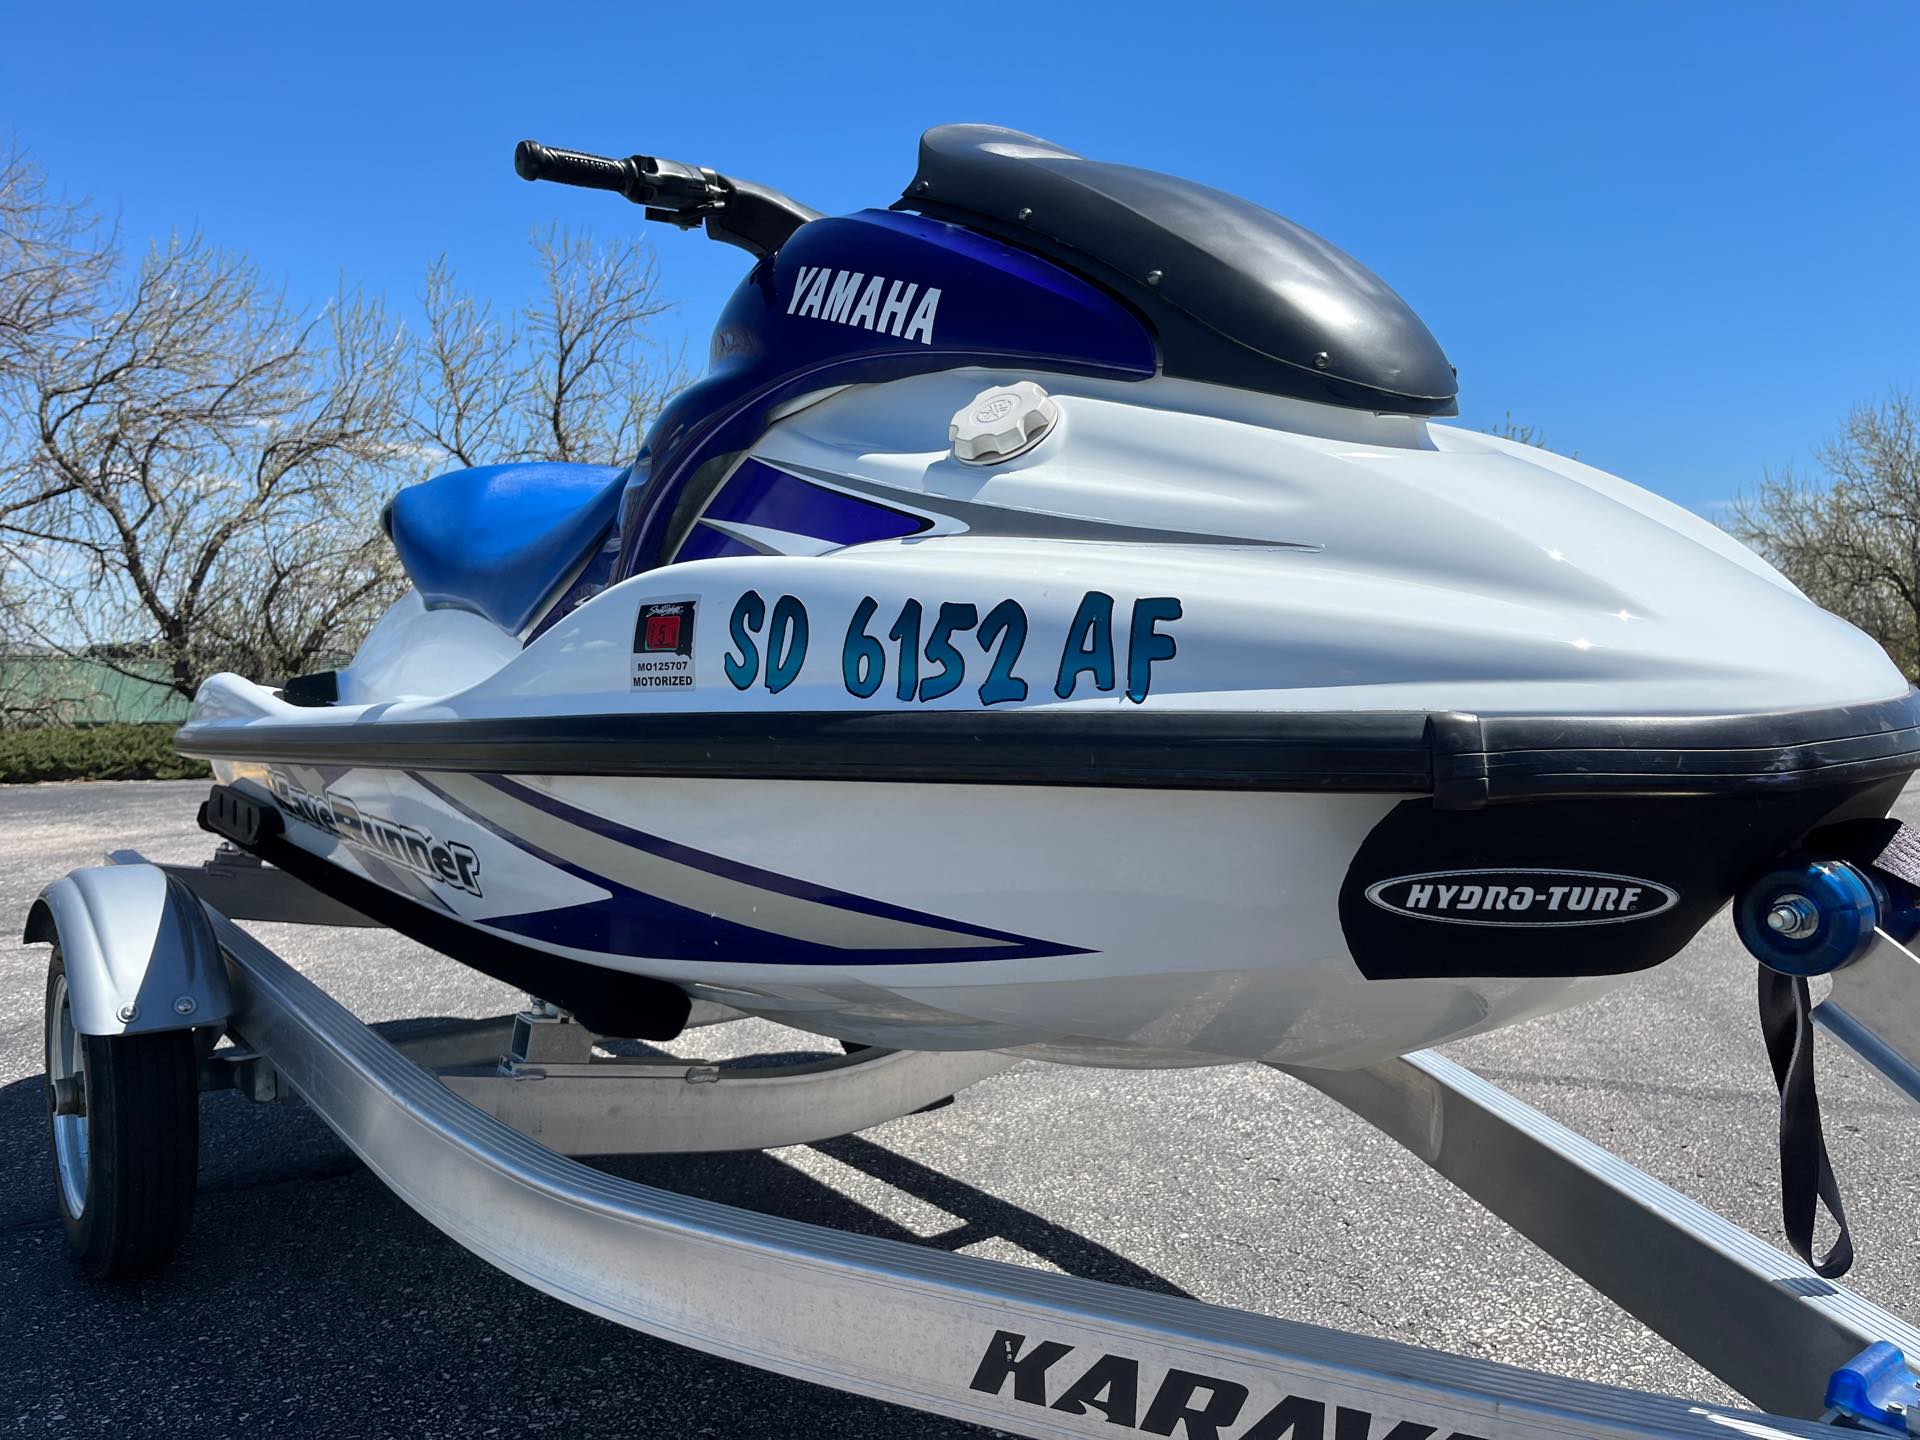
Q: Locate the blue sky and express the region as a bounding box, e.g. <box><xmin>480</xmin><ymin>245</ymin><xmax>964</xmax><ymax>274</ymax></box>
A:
<box><xmin>4</xmin><ymin>2</ymin><xmax>1913</xmax><ymax>514</ymax></box>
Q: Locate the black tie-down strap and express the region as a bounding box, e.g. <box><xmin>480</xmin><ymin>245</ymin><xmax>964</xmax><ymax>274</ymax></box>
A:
<box><xmin>1757</xmin><ymin>968</ymin><xmax>1853</xmax><ymax>1277</ymax></box>
<box><xmin>1756</xmin><ymin>818</ymin><xmax>1920</xmax><ymax>1279</ymax></box>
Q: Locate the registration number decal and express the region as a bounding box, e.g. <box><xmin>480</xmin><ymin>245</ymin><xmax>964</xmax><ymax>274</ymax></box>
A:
<box><xmin>722</xmin><ymin>591</ymin><xmax>1182</xmax><ymax>705</ymax></box>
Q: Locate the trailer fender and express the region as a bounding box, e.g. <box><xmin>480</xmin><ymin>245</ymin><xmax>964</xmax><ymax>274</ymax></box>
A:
<box><xmin>24</xmin><ymin>865</ymin><xmax>229</xmax><ymax>1036</ymax></box>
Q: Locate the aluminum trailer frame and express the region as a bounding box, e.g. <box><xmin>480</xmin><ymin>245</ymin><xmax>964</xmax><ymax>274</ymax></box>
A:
<box><xmin>48</xmin><ymin>852</ymin><xmax>1920</xmax><ymax>1440</ymax></box>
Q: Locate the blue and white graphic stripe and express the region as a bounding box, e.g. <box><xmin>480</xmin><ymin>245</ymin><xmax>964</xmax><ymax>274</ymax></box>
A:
<box><xmin>419</xmin><ymin>772</ymin><xmax>1085</xmax><ymax>966</ymax></box>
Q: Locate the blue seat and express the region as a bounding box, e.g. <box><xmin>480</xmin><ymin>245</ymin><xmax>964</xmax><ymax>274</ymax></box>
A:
<box><xmin>386</xmin><ymin>462</ymin><xmax>629</xmax><ymax>634</ymax></box>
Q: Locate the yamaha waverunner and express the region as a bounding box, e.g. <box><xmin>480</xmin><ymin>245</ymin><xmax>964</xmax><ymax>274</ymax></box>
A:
<box><xmin>176</xmin><ymin>124</ymin><xmax>1920</xmax><ymax>1071</ymax></box>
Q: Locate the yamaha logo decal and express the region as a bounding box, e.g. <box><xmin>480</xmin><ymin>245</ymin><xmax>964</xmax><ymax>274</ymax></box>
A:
<box><xmin>786</xmin><ymin>265</ymin><xmax>942</xmax><ymax>345</ymax></box>
<box><xmin>1364</xmin><ymin>868</ymin><xmax>1678</xmax><ymax>927</ymax></box>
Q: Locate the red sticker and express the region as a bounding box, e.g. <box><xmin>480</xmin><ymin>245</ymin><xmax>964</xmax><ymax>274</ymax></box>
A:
<box><xmin>644</xmin><ymin>614</ymin><xmax>682</xmax><ymax>652</ymax></box>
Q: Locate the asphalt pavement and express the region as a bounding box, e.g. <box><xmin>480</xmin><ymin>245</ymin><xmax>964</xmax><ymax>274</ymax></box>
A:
<box><xmin>3</xmin><ymin>779</ymin><xmax>1917</xmax><ymax>1438</ymax></box>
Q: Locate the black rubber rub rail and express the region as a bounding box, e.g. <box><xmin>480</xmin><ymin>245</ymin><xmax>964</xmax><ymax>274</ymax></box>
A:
<box><xmin>174</xmin><ymin>690</ymin><xmax>1920</xmax><ymax>808</ymax></box>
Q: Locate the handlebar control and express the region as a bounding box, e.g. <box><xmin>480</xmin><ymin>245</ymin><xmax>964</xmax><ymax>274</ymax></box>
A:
<box><xmin>514</xmin><ymin>140</ymin><xmax>719</xmax><ymax>223</ymax></box>
<box><xmin>513</xmin><ymin>139</ymin><xmax>823</xmax><ymax>258</ymax></box>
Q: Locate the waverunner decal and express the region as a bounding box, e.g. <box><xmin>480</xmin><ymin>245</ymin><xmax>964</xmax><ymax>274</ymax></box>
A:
<box><xmin>786</xmin><ymin>265</ymin><xmax>941</xmax><ymax>345</ymax></box>
<box><xmin>722</xmin><ymin>589</ymin><xmax>1182</xmax><ymax>704</ymax></box>
<box><xmin>417</xmin><ymin>772</ymin><xmax>1088</xmax><ymax>965</ymax></box>
<box><xmin>268</xmin><ymin>772</ymin><xmax>483</xmax><ymax>898</ymax></box>
<box><xmin>1364</xmin><ymin>868</ymin><xmax>1678</xmax><ymax>927</ymax></box>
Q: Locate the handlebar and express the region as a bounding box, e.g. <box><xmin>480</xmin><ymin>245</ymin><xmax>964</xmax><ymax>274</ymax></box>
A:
<box><xmin>513</xmin><ymin>140</ymin><xmax>718</xmax><ymax>217</ymax></box>
<box><xmin>512</xmin><ymin>141</ymin><xmax>637</xmax><ymax>195</ymax></box>
<box><xmin>514</xmin><ymin>139</ymin><xmax>823</xmax><ymax>259</ymax></box>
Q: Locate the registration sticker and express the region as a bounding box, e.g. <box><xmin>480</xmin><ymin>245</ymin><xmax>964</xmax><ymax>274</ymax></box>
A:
<box><xmin>632</xmin><ymin>599</ymin><xmax>697</xmax><ymax>690</ymax></box>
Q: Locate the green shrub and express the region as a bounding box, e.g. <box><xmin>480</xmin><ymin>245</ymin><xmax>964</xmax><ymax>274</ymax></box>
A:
<box><xmin>0</xmin><ymin>723</ymin><xmax>211</xmax><ymax>783</ymax></box>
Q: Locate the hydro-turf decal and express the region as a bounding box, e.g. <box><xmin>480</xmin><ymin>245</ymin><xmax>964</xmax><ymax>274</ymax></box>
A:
<box><xmin>1364</xmin><ymin>868</ymin><xmax>1678</xmax><ymax>927</ymax></box>
<box><xmin>1337</xmin><ymin>787</ymin><xmax>1870</xmax><ymax>979</ymax></box>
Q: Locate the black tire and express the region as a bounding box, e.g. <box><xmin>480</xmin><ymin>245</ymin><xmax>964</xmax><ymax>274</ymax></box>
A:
<box><xmin>44</xmin><ymin>947</ymin><xmax>200</xmax><ymax>1280</ymax></box>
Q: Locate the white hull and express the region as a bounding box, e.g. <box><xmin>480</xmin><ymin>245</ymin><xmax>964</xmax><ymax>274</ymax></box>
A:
<box><xmin>181</xmin><ymin>373</ymin><xmax>1918</xmax><ymax>1070</ymax></box>
<box><xmin>223</xmin><ymin>759</ymin><xmax>1637</xmax><ymax>1068</ymax></box>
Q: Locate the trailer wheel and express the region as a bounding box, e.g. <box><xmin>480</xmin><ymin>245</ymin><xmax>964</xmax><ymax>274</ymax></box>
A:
<box><xmin>43</xmin><ymin>947</ymin><xmax>199</xmax><ymax>1280</ymax></box>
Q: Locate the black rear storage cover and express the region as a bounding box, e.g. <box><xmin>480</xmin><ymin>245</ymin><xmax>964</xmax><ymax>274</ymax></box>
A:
<box><xmin>900</xmin><ymin>124</ymin><xmax>1458</xmax><ymax>416</ymax></box>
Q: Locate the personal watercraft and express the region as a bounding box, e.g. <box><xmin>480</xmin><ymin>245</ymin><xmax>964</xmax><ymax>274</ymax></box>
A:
<box><xmin>175</xmin><ymin>125</ymin><xmax>1920</xmax><ymax>1071</ymax></box>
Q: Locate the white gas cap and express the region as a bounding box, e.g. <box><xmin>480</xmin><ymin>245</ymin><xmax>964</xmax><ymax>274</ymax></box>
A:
<box><xmin>949</xmin><ymin>382</ymin><xmax>1058</xmax><ymax>464</ymax></box>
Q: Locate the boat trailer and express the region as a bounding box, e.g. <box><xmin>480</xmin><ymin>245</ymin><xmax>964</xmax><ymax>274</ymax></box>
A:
<box><xmin>25</xmin><ymin>845</ymin><xmax>1920</xmax><ymax>1440</ymax></box>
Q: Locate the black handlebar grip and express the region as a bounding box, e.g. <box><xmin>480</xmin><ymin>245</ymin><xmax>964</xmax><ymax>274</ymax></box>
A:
<box><xmin>514</xmin><ymin>140</ymin><xmax>636</xmax><ymax>196</ymax></box>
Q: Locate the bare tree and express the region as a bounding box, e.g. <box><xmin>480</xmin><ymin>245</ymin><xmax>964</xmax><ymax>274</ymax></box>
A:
<box><xmin>411</xmin><ymin>225</ymin><xmax>683</xmax><ymax>470</ymax></box>
<box><xmin>0</xmin><ymin>566</ymin><xmax>104</xmax><ymax>725</ymax></box>
<box><xmin>1729</xmin><ymin>390</ymin><xmax>1920</xmax><ymax>677</ymax></box>
<box><xmin>2</xmin><ymin>145</ymin><xmax>119</xmax><ymax>721</ymax></box>
<box><xmin>0</xmin><ymin>141</ymin><xmax>114</xmax><ymax>392</ymax></box>
<box><xmin>1</xmin><ymin>208</ymin><xmax>414</xmax><ymax>698</ymax></box>
<box><xmin>2</xmin><ymin>143</ymin><xmax>684</xmax><ymax>706</ymax></box>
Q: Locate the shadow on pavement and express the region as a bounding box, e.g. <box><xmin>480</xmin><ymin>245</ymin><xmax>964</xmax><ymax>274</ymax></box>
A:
<box><xmin>0</xmin><ymin>1016</ymin><xmax>1181</xmax><ymax>1438</ymax></box>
